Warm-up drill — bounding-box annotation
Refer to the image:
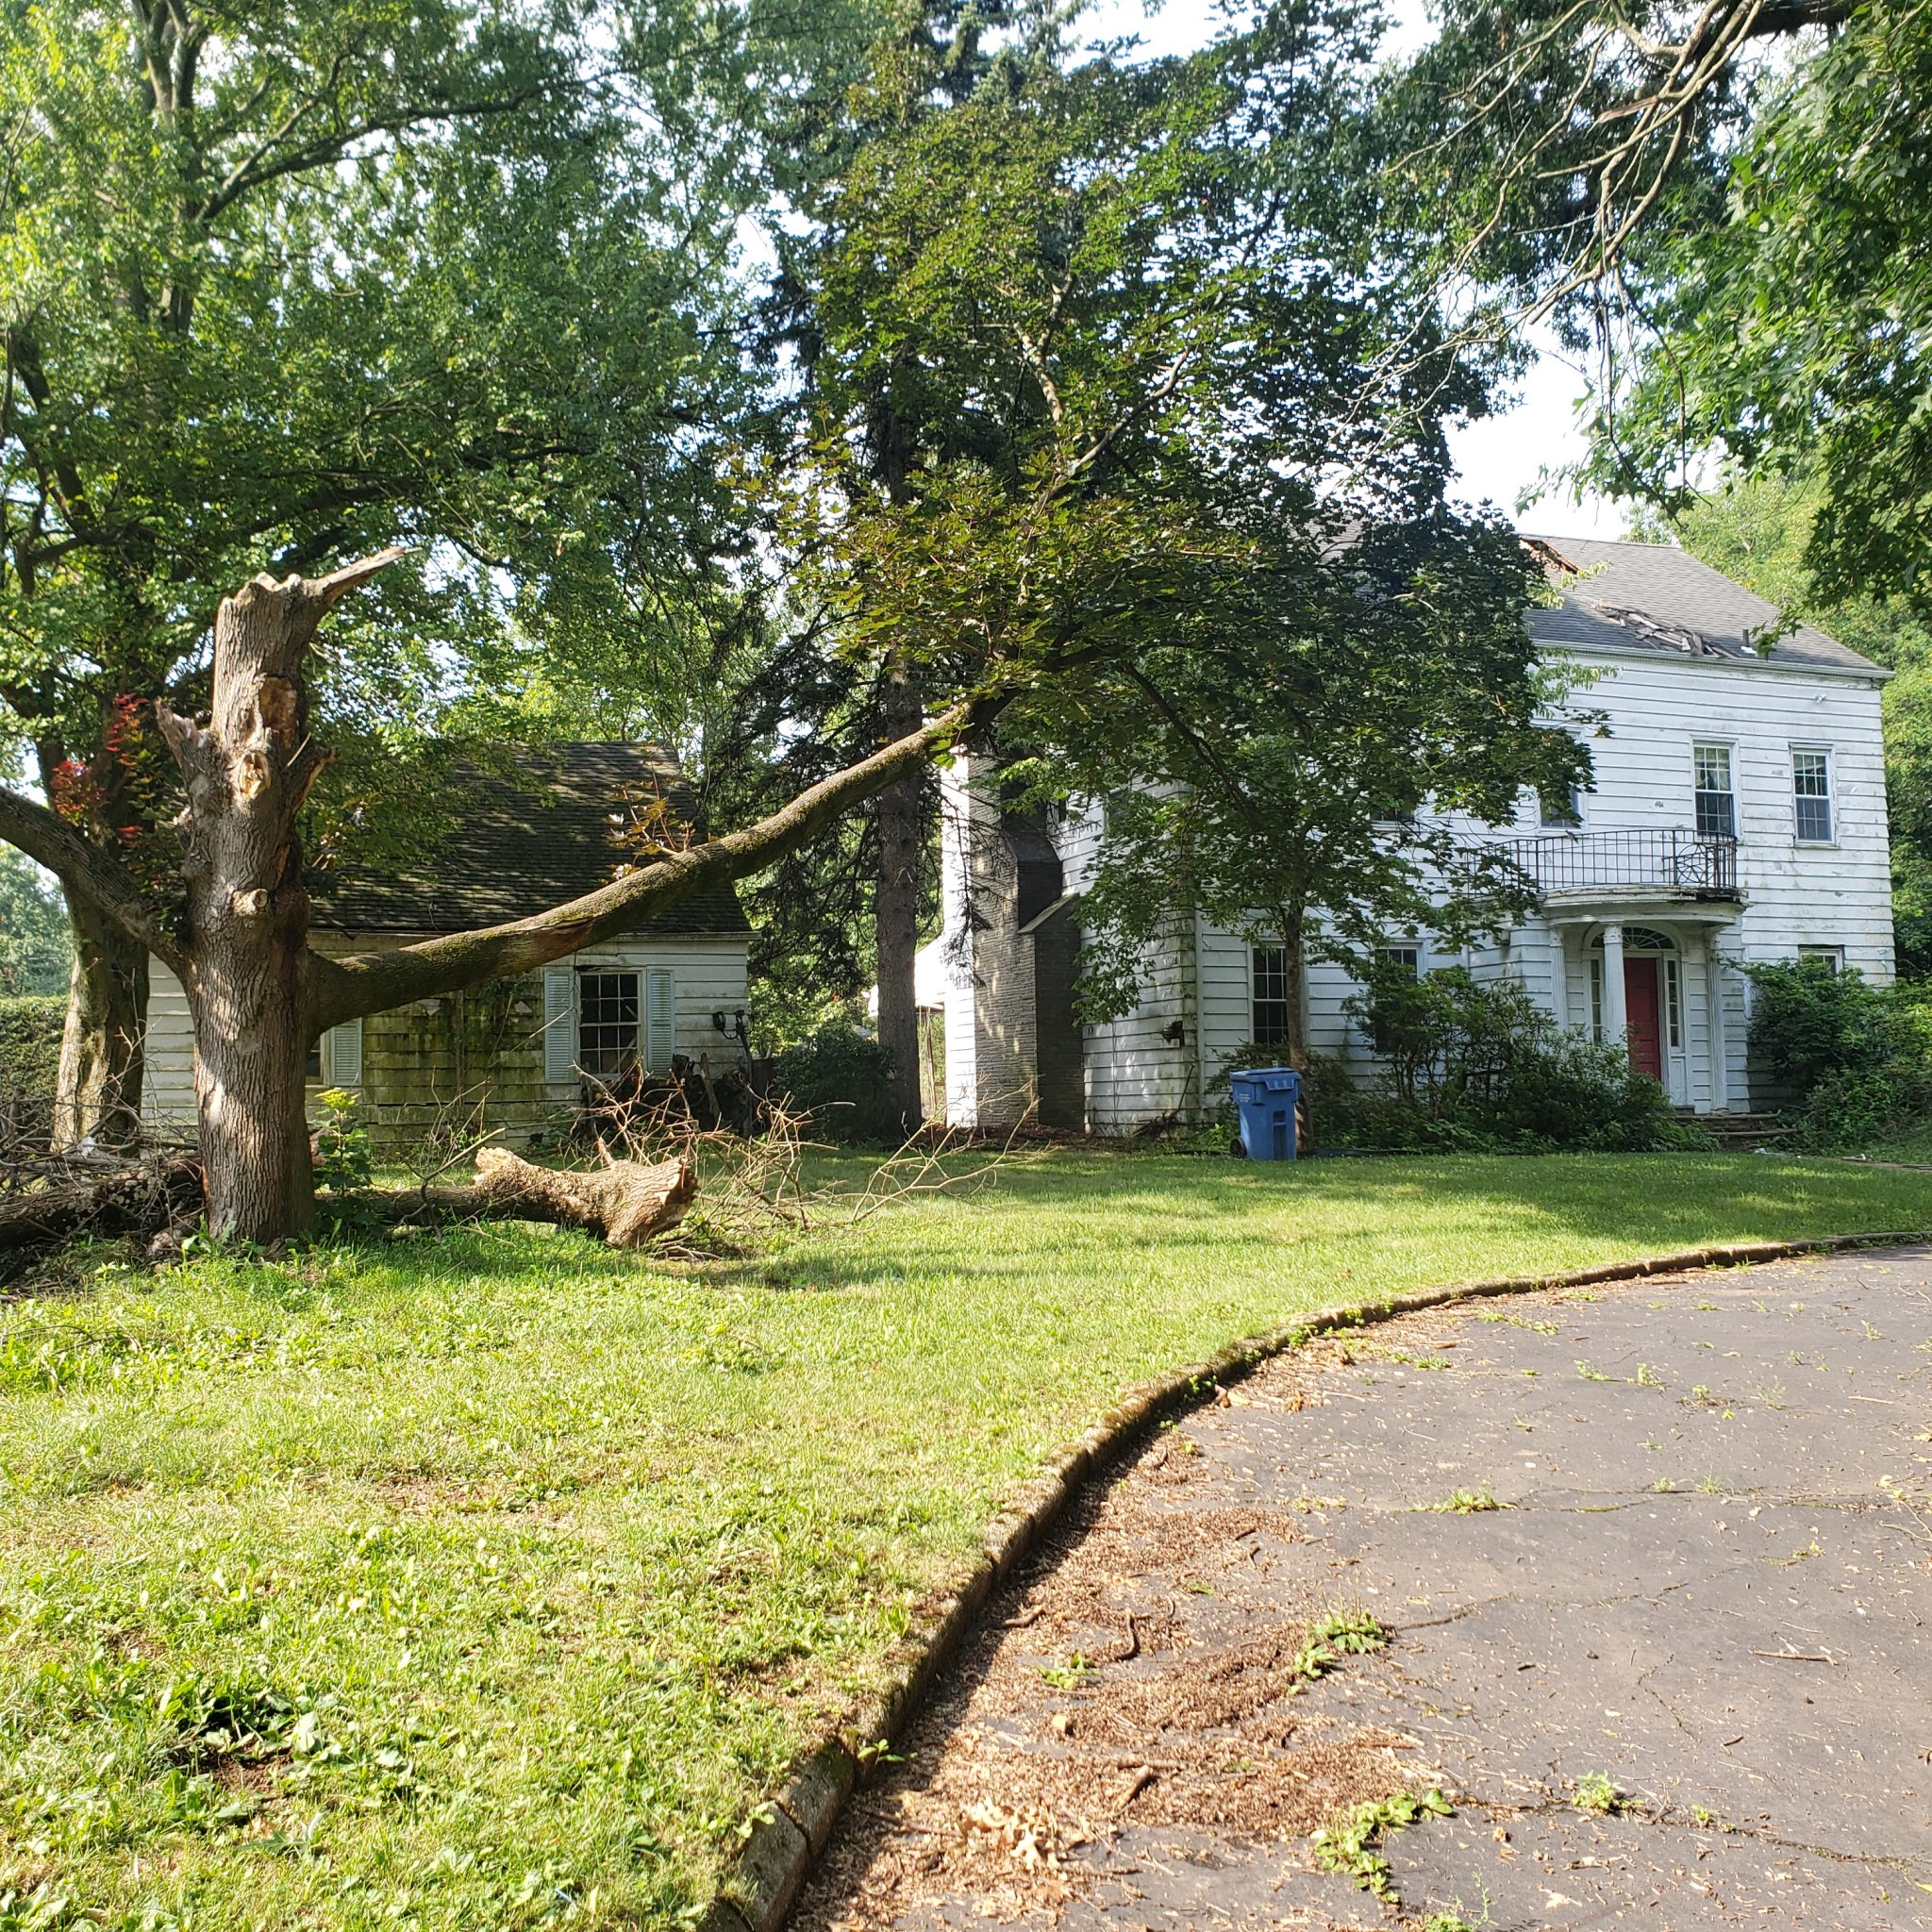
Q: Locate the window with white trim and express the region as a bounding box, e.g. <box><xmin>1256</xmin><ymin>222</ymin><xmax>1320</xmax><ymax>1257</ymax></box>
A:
<box><xmin>1798</xmin><ymin>944</ymin><xmax>1843</xmax><ymax>974</ymax></box>
<box><xmin>1379</xmin><ymin>943</ymin><xmax>1422</xmax><ymax>978</ymax></box>
<box><xmin>1693</xmin><ymin>742</ymin><xmax>1736</xmax><ymax>838</ymax></box>
<box><xmin>1792</xmin><ymin>748</ymin><xmax>1833</xmax><ymax>842</ymax></box>
<box><xmin>577</xmin><ymin>970</ymin><xmax>640</xmax><ymax>1080</ymax></box>
<box><xmin>1251</xmin><ymin>946</ymin><xmax>1289</xmax><ymax>1045</ymax></box>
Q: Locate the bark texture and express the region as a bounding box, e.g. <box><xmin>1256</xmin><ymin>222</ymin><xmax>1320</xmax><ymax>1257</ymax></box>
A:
<box><xmin>157</xmin><ymin>555</ymin><xmax>398</xmax><ymax>1242</ymax></box>
<box><xmin>53</xmin><ymin>897</ymin><xmax>149</xmax><ymax>1152</ymax></box>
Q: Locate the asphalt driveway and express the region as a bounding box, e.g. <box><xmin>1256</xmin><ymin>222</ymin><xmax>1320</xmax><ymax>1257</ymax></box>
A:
<box><xmin>795</xmin><ymin>1244</ymin><xmax>1932</xmax><ymax>1930</ymax></box>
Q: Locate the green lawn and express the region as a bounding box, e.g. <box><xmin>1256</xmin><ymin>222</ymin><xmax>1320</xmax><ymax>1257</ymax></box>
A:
<box><xmin>3</xmin><ymin>1148</ymin><xmax>1927</xmax><ymax>1929</ymax></box>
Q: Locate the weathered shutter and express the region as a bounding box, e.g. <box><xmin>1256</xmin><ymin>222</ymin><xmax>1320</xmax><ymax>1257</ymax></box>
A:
<box><xmin>543</xmin><ymin>966</ymin><xmax>578</xmax><ymax>1083</ymax></box>
<box><xmin>324</xmin><ymin>1018</ymin><xmax>362</xmax><ymax>1087</ymax></box>
<box><xmin>644</xmin><ymin>967</ymin><xmax>675</xmax><ymax>1072</ymax></box>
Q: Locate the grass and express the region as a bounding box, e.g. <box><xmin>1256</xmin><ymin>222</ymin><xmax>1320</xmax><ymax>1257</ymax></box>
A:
<box><xmin>1</xmin><ymin>1147</ymin><xmax>1928</xmax><ymax>1928</ymax></box>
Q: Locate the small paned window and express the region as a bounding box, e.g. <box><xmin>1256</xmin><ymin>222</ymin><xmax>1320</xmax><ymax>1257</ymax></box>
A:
<box><xmin>1380</xmin><ymin>944</ymin><xmax>1422</xmax><ymax>978</ymax></box>
<box><xmin>577</xmin><ymin>970</ymin><xmax>641</xmax><ymax>1080</ymax></box>
<box><xmin>1539</xmin><ymin>783</ymin><xmax>1582</xmax><ymax>827</ymax></box>
<box><xmin>1793</xmin><ymin>750</ymin><xmax>1833</xmax><ymax>842</ymax></box>
<box><xmin>1799</xmin><ymin>944</ymin><xmax>1843</xmax><ymax>974</ymax></box>
<box><xmin>1664</xmin><ymin>956</ymin><xmax>1683</xmax><ymax>1049</ymax></box>
<box><xmin>1252</xmin><ymin>946</ymin><xmax>1289</xmax><ymax>1045</ymax></box>
<box><xmin>1693</xmin><ymin>743</ymin><xmax>1736</xmax><ymax>838</ymax></box>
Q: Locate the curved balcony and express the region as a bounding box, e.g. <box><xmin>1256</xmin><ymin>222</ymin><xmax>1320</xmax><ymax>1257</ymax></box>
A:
<box><xmin>1497</xmin><ymin>828</ymin><xmax>1740</xmax><ymax>903</ymax></box>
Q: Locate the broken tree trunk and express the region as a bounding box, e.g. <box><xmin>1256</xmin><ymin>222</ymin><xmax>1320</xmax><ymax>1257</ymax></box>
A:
<box><xmin>157</xmin><ymin>553</ymin><xmax>402</xmax><ymax>1244</ymax></box>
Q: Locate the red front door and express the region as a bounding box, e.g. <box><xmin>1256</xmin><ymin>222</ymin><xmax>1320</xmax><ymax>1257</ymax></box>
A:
<box><xmin>1624</xmin><ymin>957</ymin><xmax>1664</xmax><ymax>1080</ymax></box>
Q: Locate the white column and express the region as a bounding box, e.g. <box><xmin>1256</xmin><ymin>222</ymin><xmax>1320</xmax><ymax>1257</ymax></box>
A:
<box><xmin>1601</xmin><ymin>924</ymin><xmax>1628</xmax><ymax>1048</ymax></box>
<box><xmin>1706</xmin><ymin>936</ymin><xmax>1730</xmax><ymax>1113</ymax></box>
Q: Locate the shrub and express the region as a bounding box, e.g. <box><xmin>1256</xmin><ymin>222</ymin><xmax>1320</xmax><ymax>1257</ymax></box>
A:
<box><xmin>0</xmin><ymin>995</ymin><xmax>62</xmax><ymax>1097</ymax></box>
<box><xmin>770</xmin><ymin>1024</ymin><xmax>900</xmax><ymax>1144</ymax></box>
<box><xmin>1292</xmin><ymin>965</ymin><xmax>1701</xmax><ymax>1154</ymax></box>
<box><xmin>1745</xmin><ymin>958</ymin><xmax>1932</xmax><ymax>1148</ymax></box>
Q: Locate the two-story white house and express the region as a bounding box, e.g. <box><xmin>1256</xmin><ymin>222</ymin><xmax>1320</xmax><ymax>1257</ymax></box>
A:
<box><xmin>934</xmin><ymin>537</ymin><xmax>1894</xmax><ymax>1131</ymax></box>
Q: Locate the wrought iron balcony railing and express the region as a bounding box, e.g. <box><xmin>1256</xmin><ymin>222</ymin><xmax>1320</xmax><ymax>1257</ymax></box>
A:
<box><xmin>1495</xmin><ymin>828</ymin><xmax>1740</xmax><ymax>900</ymax></box>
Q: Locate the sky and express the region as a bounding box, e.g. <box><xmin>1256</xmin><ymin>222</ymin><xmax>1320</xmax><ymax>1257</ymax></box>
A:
<box><xmin>1080</xmin><ymin>0</ymin><xmax>1631</xmax><ymax>541</ymax></box>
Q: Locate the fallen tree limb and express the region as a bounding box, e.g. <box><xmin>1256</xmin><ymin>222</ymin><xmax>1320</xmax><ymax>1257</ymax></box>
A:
<box><xmin>0</xmin><ymin>1157</ymin><xmax>204</xmax><ymax>1257</ymax></box>
<box><xmin>328</xmin><ymin>1147</ymin><xmax>697</xmax><ymax>1248</ymax></box>
<box><xmin>1</xmin><ymin>1147</ymin><xmax>697</xmax><ymax>1272</ymax></box>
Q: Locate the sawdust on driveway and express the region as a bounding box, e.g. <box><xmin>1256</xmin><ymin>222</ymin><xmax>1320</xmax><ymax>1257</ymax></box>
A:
<box><xmin>793</xmin><ymin>1244</ymin><xmax>1932</xmax><ymax>1931</ymax></box>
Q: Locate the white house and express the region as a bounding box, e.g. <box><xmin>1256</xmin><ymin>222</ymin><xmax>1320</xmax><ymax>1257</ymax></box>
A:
<box><xmin>141</xmin><ymin>743</ymin><xmax>752</xmax><ymax>1146</ymax></box>
<box><xmin>936</xmin><ymin>537</ymin><xmax>1894</xmax><ymax>1130</ymax></box>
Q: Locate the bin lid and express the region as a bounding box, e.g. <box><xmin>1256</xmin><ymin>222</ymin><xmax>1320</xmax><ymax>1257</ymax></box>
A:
<box><xmin>1230</xmin><ymin>1066</ymin><xmax>1300</xmax><ymax>1092</ymax></box>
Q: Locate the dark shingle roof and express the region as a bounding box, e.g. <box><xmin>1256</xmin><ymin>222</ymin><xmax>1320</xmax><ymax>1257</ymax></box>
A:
<box><xmin>1523</xmin><ymin>536</ymin><xmax>1884</xmax><ymax>675</ymax></box>
<box><xmin>312</xmin><ymin>742</ymin><xmax>749</xmax><ymax>938</ymax></box>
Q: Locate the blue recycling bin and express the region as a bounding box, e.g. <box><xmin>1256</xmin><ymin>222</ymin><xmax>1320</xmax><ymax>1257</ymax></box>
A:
<box><xmin>1229</xmin><ymin>1066</ymin><xmax>1300</xmax><ymax>1160</ymax></box>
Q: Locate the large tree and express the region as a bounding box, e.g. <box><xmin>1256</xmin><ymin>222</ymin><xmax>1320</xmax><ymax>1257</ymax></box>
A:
<box><xmin>0</xmin><ymin>549</ymin><xmax>999</xmax><ymax>1239</ymax></box>
<box><xmin>745</xmin><ymin>0</ymin><xmax>1540</xmax><ymax>1088</ymax></box>
<box><xmin>0</xmin><ymin>0</ymin><xmax>794</xmax><ymax>1146</ymax></box>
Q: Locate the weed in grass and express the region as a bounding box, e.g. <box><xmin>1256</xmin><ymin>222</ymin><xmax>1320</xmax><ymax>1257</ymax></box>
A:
<box><xmin>1690</xmin><ymin>1805</ymin><xmax>1734</xmax><ymax>1831</ymax></box>
<box><xmin>1635</xmin><ymin>1362</ymin><xmax>1663</xmax><ymax>1388</ymax></box>
<box><xmin>1575</xmin><ymin>1359</ymin><xmax>1613</xmax><ymax>1381</ymax></box>
<box><xmin>1311</xmin><ymin>1789</ymin><xmax>1453</xmax><ymax>1903</ymax></box>
<box><xmin>1653</xmin><ymin>1477</ymin><xmax>1677</xmax><ymax>1492</ymax></box>
<box><xmin>1574</xmin><ymin>1773</ymin><xmax>1623</xmax><ymax>1814</ymax></box>
<box><xmin>1753</xmin><ymin>1380</ymin><xmax>1789</xmax><ymax>1410</ymax></box>
<box><xmin>1415</xmin><ymin>1489</ymin><xmax>1507</xmax><ymax>1515</ymax></box>
<box><xmin>1698</xmin><ymin>1474</ymin><xmax>1724</xmax><ymax>1494</ymax></box>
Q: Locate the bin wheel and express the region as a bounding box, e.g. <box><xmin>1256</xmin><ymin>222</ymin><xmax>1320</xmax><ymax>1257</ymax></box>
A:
<box><xmin>1230</xmin><ymin>1135</ymin><xmax>1246</xmax><ymax>1159</ymax></box>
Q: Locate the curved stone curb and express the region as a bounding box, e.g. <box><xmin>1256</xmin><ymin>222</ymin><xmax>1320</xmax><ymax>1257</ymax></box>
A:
<box><xmin>696</xmin><ymin>1226</ymin><xmax>1932</xmax><ymax>1932</ymax></box>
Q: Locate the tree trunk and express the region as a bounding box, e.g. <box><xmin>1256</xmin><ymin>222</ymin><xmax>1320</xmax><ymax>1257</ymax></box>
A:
<box><xmin>874</xmin><ymin>659</ymin><xmax>924</xmax><ymax>1137</ymax></box>
<box><xmin>1278</xmin><ymin>905</ymin><xmax>1314</xmax><ymax>1152</ymax></box>
<box><xmin>53</xmin><ymin>895</ymin><xmax>148</xmax><ymax>1152</ymax></box>
<box><xmin>158</xmin><ymin>562</ymin><xmax>388</xmax><ymax>1242</ymax></box>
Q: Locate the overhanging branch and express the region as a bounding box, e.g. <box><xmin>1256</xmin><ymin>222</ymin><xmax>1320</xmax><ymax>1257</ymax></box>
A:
<box><xmin>0</xmin><ymin>783</ymin><xmax>185</xmax><ymax>970</ymax></box>
<box><xmin>307</xmin><ymin>688</ymin><xmax>1007</xmax><ymax>1030</ymax></box>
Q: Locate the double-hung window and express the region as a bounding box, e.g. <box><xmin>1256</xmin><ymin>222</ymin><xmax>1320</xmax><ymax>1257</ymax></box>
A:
<box><xmin>1693</xmin><ymin>742</ymin><xmax>1736</xmax><ymax>839</ymax></box>
<box><xmin>1379</xmin><ymin>943</ymin><xmax>1422</xmax><ymax>978</ymax></box>
<box><xmin>1251</xmin><ymin>947</ymin><xmax>1289</xmax><ymax>1045</ymax></box>
<box><xmin>1792</xmin><ymin>749</ymin><xmax>1834</xmax><ymax>843</ymax></box>
<box><xmin>577</xmin><ymin>971</ymin><xmax>641</xmax><ymax>1079</ymax></box>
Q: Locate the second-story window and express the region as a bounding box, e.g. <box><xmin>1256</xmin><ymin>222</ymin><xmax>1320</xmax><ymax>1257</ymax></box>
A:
<box><xmin>1539</xmin><ymin>781</ymin><xmax>1582</xmax><ymax>827</ymax></box>
<box><xmin>1693</xmin><ymin>742</ymin><xmax>1736</xmax><ymax>838</ymax></box>
<box><xmin>1252</xmin><ymin>946</ymin><xmax>1289</xmax><ymax>1045</ymax></box>
<box><xmin>1792</xmin><ymin>749</ymin><xmax>1834</xmax><ymax>842</ymax></box>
